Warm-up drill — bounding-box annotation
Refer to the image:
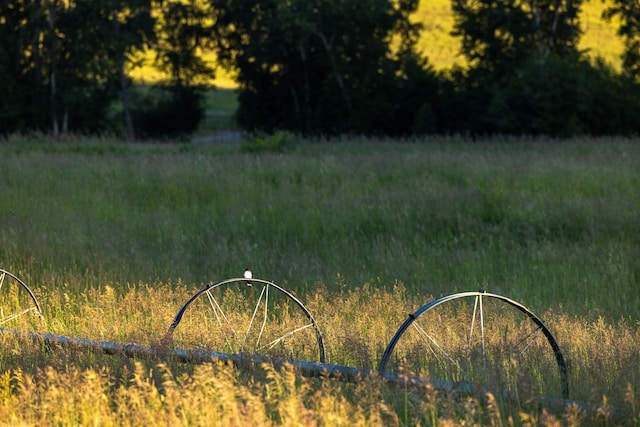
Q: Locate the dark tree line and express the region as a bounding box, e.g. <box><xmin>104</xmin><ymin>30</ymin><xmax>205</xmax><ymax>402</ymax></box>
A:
<box><xmin>211</xmin><ymin>0</ymin><xmax>436</xmax><ymax>135</ymax></box>
<box><xmin>0</xmin><ymin>0</ymin><xmax>213</xmax><ymax>139</ymax></box>
<box><xmin>1</xmin><ymin>0</ymin><xmax>639</xmax><ymax>139</ymax></box>
<box><xmin>442</xmin><ymin>0</ymin><xmax>640</xmax><ymax>135</ymax></box>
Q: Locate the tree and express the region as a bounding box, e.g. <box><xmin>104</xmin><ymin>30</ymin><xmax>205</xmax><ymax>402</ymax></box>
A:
<box><xmin>154</xmin><ymin>0</ymin><xmax>215</xmax><ymax>87</ymax></box>
<box><xmin>446</xmin><ymin>0</ymin><xmax>590</xmax><ymax>135</ymax></box>
<box><xmin>107</xmin><ymin>0</ymin><xmax>157</xmax><ymax>140</ymax></box>
<box><xmin>451</xmin><ymin>0</ymin><xmax>584</xmax><ymax>80</ymax></box>
<box><xmin>130</xmin><ymin>0</ymin><xmax>216</xmax><ymax>139</ymax></box>
<box><xmin>55</xmin><ymin>0</ymin><xmax>156</xmax><ymax>138</ymax></box>
<box><xmin>0</xmin><ymin>0</ymin><xmax>158</xmax><ymax>136</ymax></box>
<box><xmin>0</xmin><ymin>0</ymin><xmax>45</xmax><ymax>134</ymax></box>
<box><xmin>46</xmin><ymin>0</ymin><xmax>111</xmax><ymax>135</ymax></box>
<box><xmin>603</xmin><ymin>0</ymin><xmax>640</xmax><ymax>81</ymax></box>
<box><xmin>210</xmin><ymin>0</ymin><xmax>430</xmax><ymax>135</ymax></box>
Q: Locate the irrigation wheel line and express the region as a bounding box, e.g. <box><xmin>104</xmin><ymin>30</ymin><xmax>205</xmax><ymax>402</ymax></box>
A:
<box><xmin>377</xmin><ymin>290</ymin><xmax>569</xmax><ymax>400</ymax></box>
<box><xmin>164</xmin><ymin>277</ymin><xmax>327</xmax><ymax>363</ymax></box>
<box><xmin>0</xmin><ymin>269</ymin><xmax>44</xmax><ymax>326</ymax></box>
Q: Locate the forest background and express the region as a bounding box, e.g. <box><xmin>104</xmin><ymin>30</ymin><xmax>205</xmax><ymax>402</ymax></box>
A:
<box><xmin>131</xmin><ymin>0</ymin><xmax>624</xmax><ymax>87</ymax></box>
<box><xmin>2</xmin><ymin>0</ymin><xmax>640</xmax><ymax>140</ymax></box>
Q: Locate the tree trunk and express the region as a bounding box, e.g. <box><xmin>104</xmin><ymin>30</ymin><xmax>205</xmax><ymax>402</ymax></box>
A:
<box><xmin>119</xmin><ymin>52</ymin><xmax>135</xmax><ymax>141</ymax></box>
<box><xmin>47</xmin><ymin>4</ymin><xmax>59</xmax><ymax>137</ymax></box>
<box><xmin>112</xmin><ymin>14</ymin><xmax>135</xmax><ymax>142</ymax></box>
<box><xmin>315</xmin><ymin>30</ymin><xmax>352</xmax><ymax>112</ymax></box>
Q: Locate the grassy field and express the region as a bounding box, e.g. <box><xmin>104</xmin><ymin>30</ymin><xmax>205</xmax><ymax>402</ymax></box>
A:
<box><xmin>1</xmin><ymin>136</ymin><xmax>639</xmax><ymax>425</ymax></box>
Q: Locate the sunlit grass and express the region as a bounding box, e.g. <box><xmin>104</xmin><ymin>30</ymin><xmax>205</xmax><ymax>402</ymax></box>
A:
<box><xmin>0</xmin><ymin>283</ymin><xmax>638</xmax><ymax>424</ymax></box>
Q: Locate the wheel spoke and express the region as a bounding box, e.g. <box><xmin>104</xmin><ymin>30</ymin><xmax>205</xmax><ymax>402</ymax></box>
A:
<box><xmin>412</xmin><ymin>321</ymin><xmax>458</xmax><ymax>367</ymax></box>
<box><xmin>0</xmin><ymin>307</ymin><xmax>39</xmax><ymax>326</ymax></box>
<box><xmin>254</xmin><ymin>284</ymin><xmax>269</xmax><ymax>350</ymax></box>
<box><xmin>256</xmin><ymin>322</ymin><xmax>314</xmax><ymax>353</ymax></box>
<box><xmin>167</xmin><ymin>277</ymin><xmax>326</xmax><ymax>363</ymax></box>
<box><xmin>205</xmin><ymin>289</ymin><xmax>238</xmax><ymax>343</ymax></box>
<box><xmin>468</xmin><ymin>295</ymin><xmax>486</xmax><ymax>359</ymax></box>
<box><xmin>469</xmin><ymin>295</ymin><xmax>478</xmax><ymax>355</ymax></box>
<box><xmin>240</xmin><ymin>284</ymin><xmax>267</xmax><ymax>351</ymax></box>
<box><xmin>479</xmin><ymin>294</ymin><xmax>485</xmax><ymax>358</ymax></box>
<box><xmin>513</xmin><ymin>326</ymin><xmax>544</xmax><ymax>357</ymax></box>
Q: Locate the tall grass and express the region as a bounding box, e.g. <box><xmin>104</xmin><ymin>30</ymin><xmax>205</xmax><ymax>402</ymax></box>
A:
<box><xmin>1</xmin><ymin>135</ymin><xmax>639</xmax><ymax>424</ymax></box>
<box><xmin>0</xmin><ymin>283</ymin><xmax>638</xmax><ymax>425</ymax></box>
<box><xmin>1</xmin><ymin>136</ymin><xmax>638</xmax><ymax>318</ymax></box>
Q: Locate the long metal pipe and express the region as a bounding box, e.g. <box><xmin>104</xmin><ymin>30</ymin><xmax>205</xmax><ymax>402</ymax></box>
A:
<box><xmin>0</xmin><ymin>327</ymin><xmax>454</xmax><ymax>388</ymax></box>
<box><xmin>0</xmin><ymin>327</ymin><xmax>625</xmax><ymax>421</ymax></box>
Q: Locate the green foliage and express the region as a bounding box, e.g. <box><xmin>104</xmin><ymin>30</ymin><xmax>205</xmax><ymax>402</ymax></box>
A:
<box><xmin>604</xmin><ymin>0</ymin><xmax>640</xmax><ymax>80</ymax></box>
<box><xmin>211</xmin><ymin>0</ymin><xmax>430</xmax><ymax>135</ymax></box>
<box><xmin>438</xmin><ymin>53</ymin><xmax>640</xmax><ymax>135</ymax></box>
<box><xmin>206</xmin><ymin>0</ymin><xmax>640</xmax><ymax>137</ymax></box>
<box><xmin>241</xmin><ymin>131</ymin><xmax>296</xmax><ymax>153</ymax></box>
<box><xmin>430</xmin><ymin>0</ymin><xmax>640</xmax><ymax>136</ymax></box>
<box><xmin>0</xmin><ymin>0</ymin><xmax>211</xmax><ymax>140</ymax></box>
<box><xmin>451</xmin><ymin>0</ymin><xmax>584</xmax><ymax>79</ymax></box>
<box><xmin>1</xmin><ymin>0</ymin><xmax>640</xmax><ymax>138</ymax></box>
<box><xmin>412</xmin><ymin>102</ymin><xmax>437</xmax><ymax>134</ymax></box>
<box><xmin>130</xmin><ymin>84</ymin><xmax>206</xmax><ymax>140</ymax></box>
<box><xmin>154</xmin><ymin>1</ymin><xmax>215</xmax><ymax>87</ymax></box>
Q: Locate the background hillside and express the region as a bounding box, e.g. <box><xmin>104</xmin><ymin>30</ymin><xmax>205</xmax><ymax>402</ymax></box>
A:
<box><xmin>130</xmin><ymin>0</ymin><xmax>624</xmax><ymax>88</ymax></box>
<box><xmin>415</xmin><ymin>0</ymin><xmax>623</xmax><ymax>70</ymax></box>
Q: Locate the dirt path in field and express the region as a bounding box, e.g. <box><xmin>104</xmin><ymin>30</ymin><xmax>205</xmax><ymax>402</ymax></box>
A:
<box><xmin>191</xmin><ymin>130</ymin><xmax>244</xmax><ymax>144</ymax></box>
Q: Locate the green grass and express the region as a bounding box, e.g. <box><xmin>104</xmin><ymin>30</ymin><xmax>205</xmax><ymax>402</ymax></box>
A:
<box><xmin>1</xmin><ymin>135</ymin><xmax>639</xmax><ymax>424</ymax></box>
<box><xmin>1</xmin><ymin>136</ymin><xmax>638</xmax><ymax>319</ymax></box>
<box><xmin>198</xmin><ymin>88</ymin><xmax>239</xmax><ymax>133</ymax></box>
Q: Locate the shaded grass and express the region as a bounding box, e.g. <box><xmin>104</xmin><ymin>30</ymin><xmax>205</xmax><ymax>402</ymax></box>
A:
<box><xmin>2</xmin><ymin>136</ymin><xmax>638</xmax><ymax>319</ymax></box>
<box><xmin>198</xmin><ymin>88</ymin><xmax>239</xmax><ymax>133</ymax></box>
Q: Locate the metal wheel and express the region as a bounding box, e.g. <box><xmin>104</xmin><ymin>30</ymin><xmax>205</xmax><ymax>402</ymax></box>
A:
<box><xmin>0</xmin><ymin>269</ymin><xmax>44</xmax><ymax>327</ymax></box>
<box><xmin>164</xmin><ymin>277</ymin><xmax>326</xmax><ymax>363</ymax></box>
<box><xmin>378</xmin><ymin>290</ymin><xmax>568</xmax><ymax>399</ymax></box>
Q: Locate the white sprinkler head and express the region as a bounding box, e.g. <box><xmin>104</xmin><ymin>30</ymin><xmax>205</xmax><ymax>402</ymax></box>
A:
<box><xmin>244</xmin><ymin>268</ymin><xmax>252</xmax><ymax>286</ymax></box>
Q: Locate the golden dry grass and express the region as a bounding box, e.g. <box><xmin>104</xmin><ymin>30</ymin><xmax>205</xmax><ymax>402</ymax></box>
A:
<box><xmin>1</xmin><ymin>281</ymin><xmax>638</xmax><ymax>425</ymax></box>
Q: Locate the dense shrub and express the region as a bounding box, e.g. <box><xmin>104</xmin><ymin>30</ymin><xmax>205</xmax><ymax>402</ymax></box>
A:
<box><xmin>131</xmin><ymin>85</ymin><xmax>205</xmax><ymax>140</ymax></box>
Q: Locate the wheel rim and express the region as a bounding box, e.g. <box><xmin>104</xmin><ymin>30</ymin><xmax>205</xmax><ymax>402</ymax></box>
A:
<box><xmin>0</xmin><ymin>269</ymin><xmax>44</xmax><ymax>326</ymax></box>
<box><xmin>378</xmin><ymin>291</ymin><xmax>569</xmax><ymax>399</ymax></box>
<box><xmin>165</xmin><ymin>278</ymin><xmax>326</xmax><ymax>363</ymax></box>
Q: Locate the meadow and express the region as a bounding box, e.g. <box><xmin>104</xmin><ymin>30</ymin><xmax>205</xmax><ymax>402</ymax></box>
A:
<box><xmin>0</xmin><ymin>135</ymin><xmax>639</xmax><ymax>425</ymax></box>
